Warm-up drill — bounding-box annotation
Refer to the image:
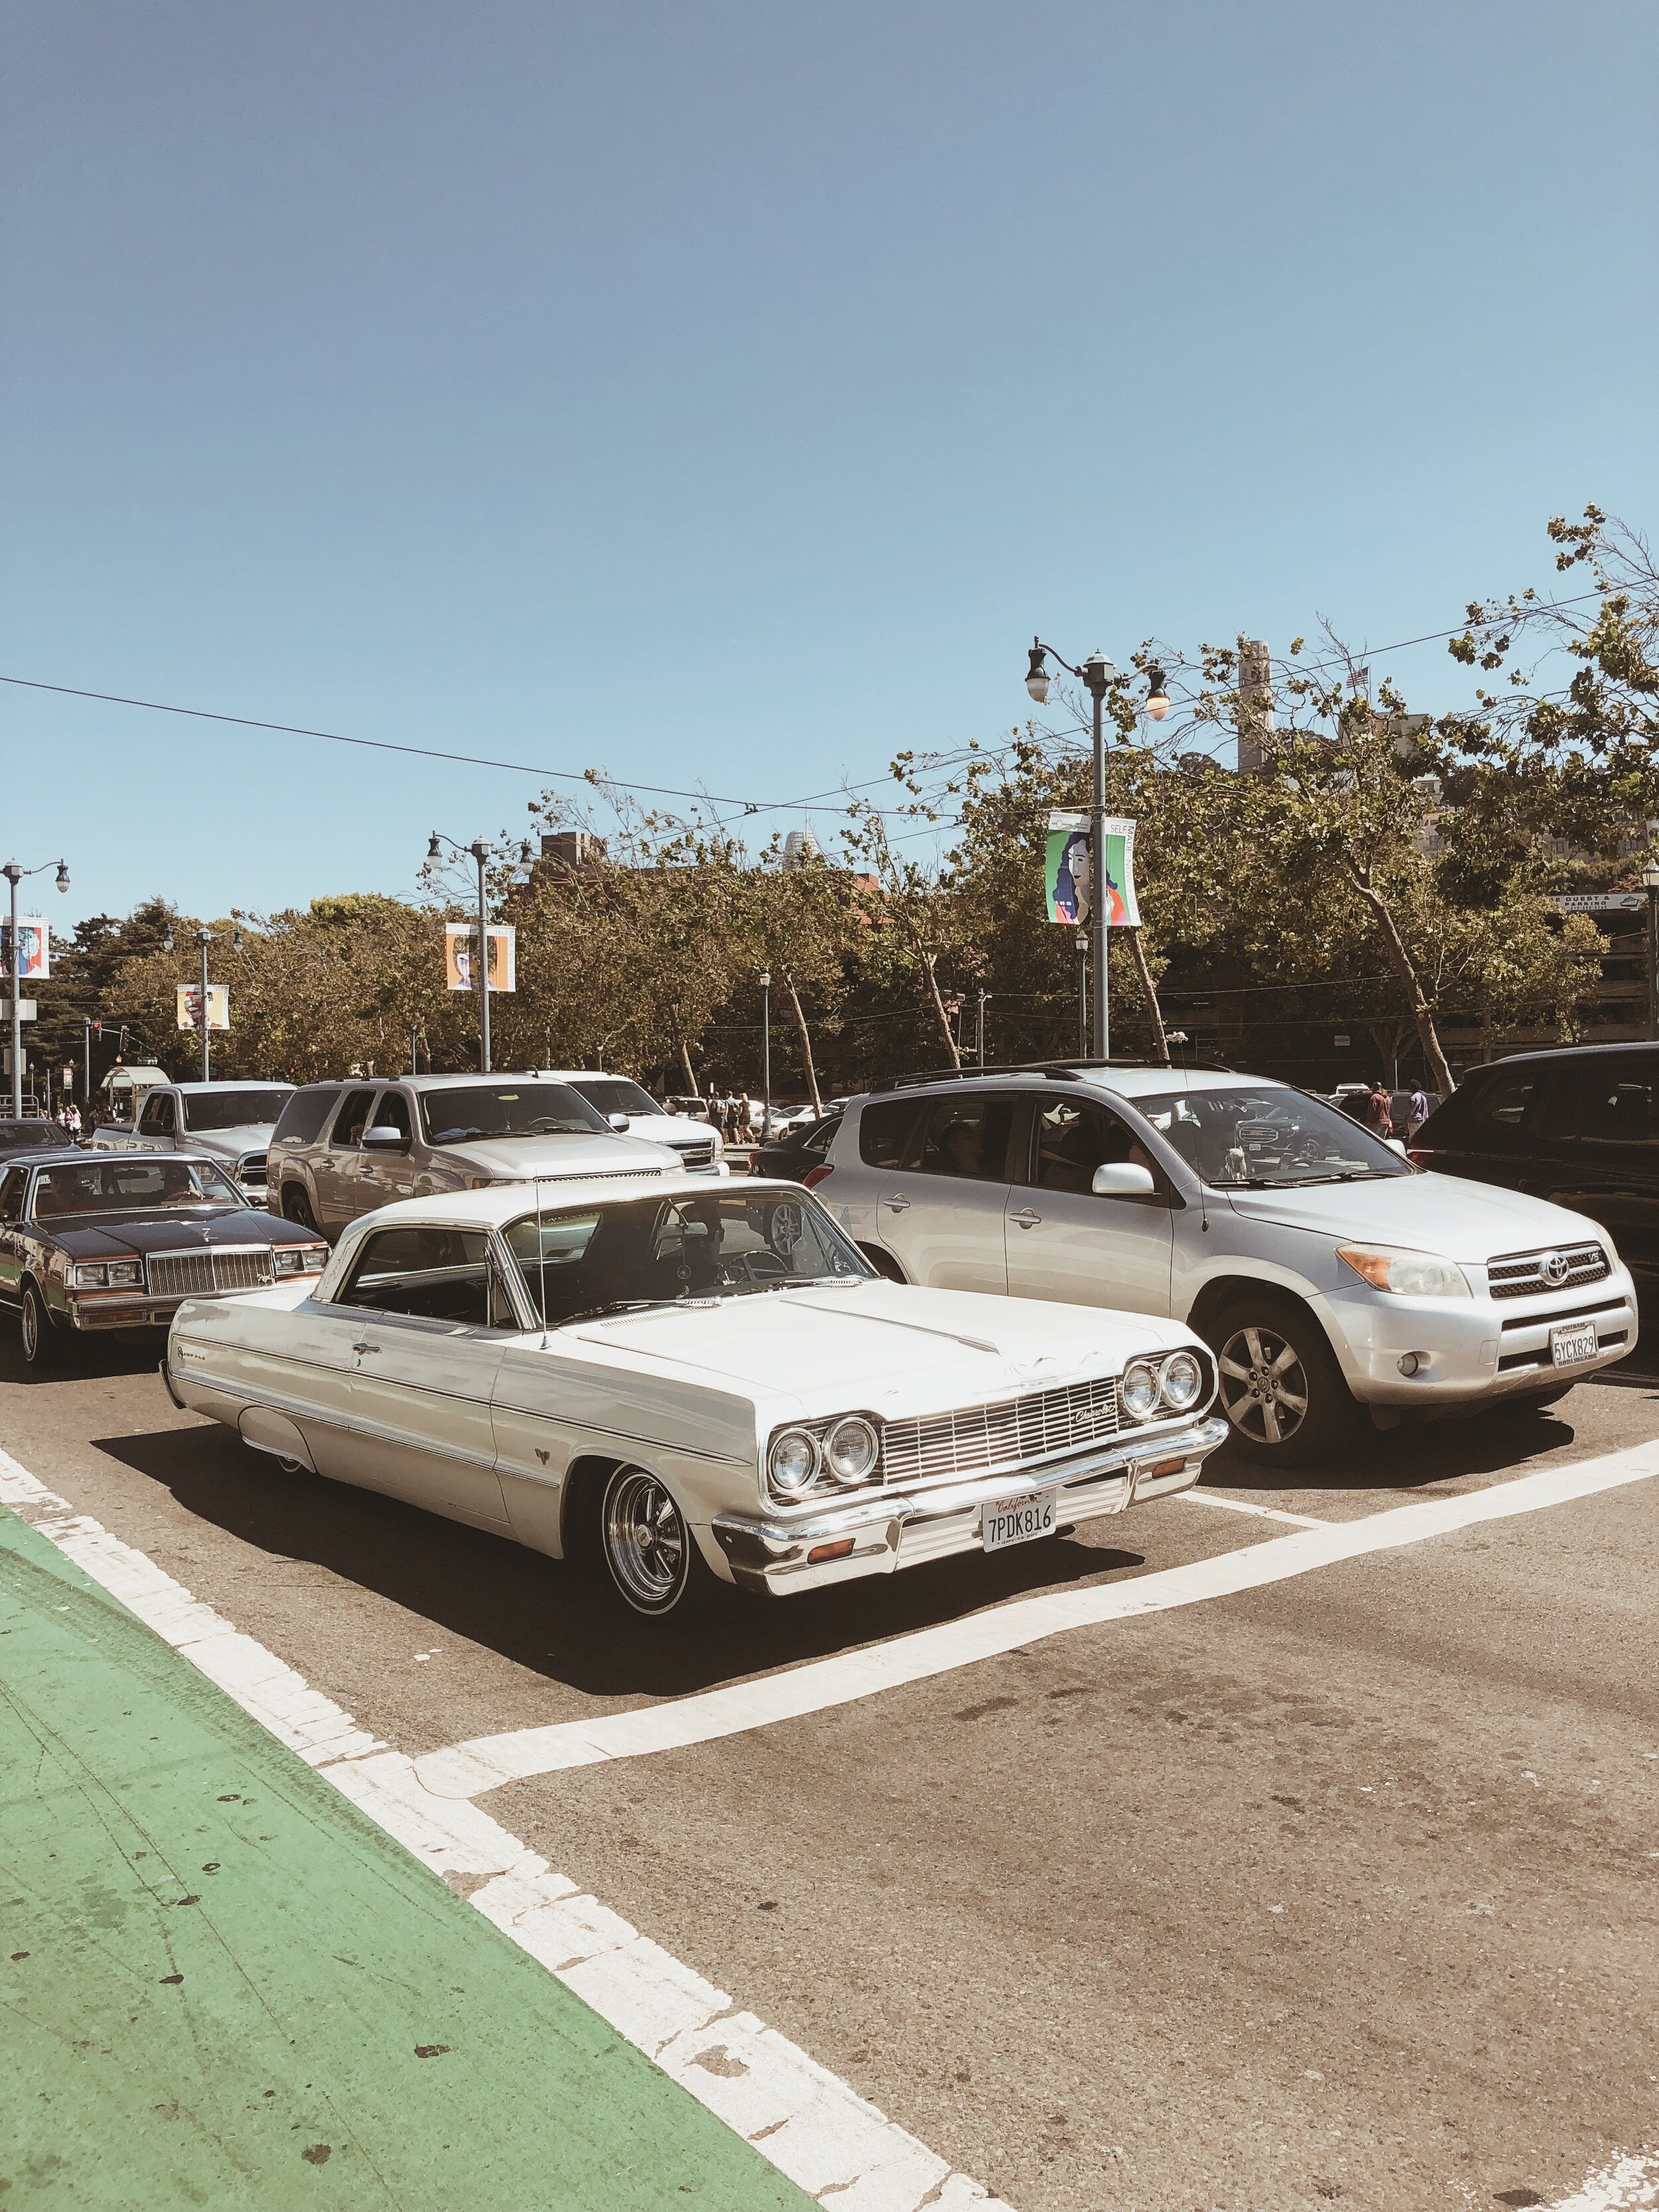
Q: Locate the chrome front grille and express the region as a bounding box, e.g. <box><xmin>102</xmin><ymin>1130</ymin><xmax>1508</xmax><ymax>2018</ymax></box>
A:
<box><xmin>1487</xmin><ymin>1241</ymin><xmax>1609</xmax><ymax>1301</ymax></box>
<box><xmin>881</xmin><ymin>1374</ymin><xmax>1121</xmax><ymax>1487</ymax></box>
<box><xmin>676</xmin><ymin>1143</ymin><xmax>716</xmax><ymax>1168</ymax></box>
<box><xmin>146</xmin><ymin>1246</ymin><xmax>275</xmax><ymax>1299</ymax></box>
<box><xmin>236</xmin><ymin>1150</ymin><xmax>269</xmax><ymax>1187</ymax></box>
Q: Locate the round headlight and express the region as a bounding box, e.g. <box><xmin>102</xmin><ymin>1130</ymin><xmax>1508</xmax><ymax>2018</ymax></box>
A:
<box><xmin>1159</xmin><ymin>1350</ymin><xmax>1205</xmax><ymax>1412</ymax></box>
<box><xmin>1121</xmin><ymin>1361</ymin><xmax>1161</xmax><ymax>1421</ymax></box>
<box><xmin>824</xmin><ymin>1416</ymin><xmax>879</xmax><ymax>1484</ymax></box>
<box><xmin>768</xmin><ymin>1428</ymin><xmax>820</xmax><ymax>1497</ymax></box>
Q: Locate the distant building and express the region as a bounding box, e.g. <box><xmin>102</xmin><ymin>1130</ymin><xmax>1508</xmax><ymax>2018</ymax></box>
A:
<box><xmin>781</xmin><ymin>828</ymin><xmax>822</xmax><ymax>869</ymax></box>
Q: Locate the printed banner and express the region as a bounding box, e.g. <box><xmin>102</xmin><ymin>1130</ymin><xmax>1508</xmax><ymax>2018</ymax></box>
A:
<box><xmin>0</xmin><ymin>918</ymin><xmax>50</xmax><ymax>980</ymax></box>
<box><xmin>1044</xmin><ymin>813</ymin><xmax>1138</xmax><ymax>927</ymax></box>
<box><xmin>445</xmin><ymin>922</ymin><xmax>517</xmax><ymax>992</ymax></box>
<box><xmin>176</xmin><ymin>984</ymin><xmax>230</xmax><ymax>1032</ymax></box>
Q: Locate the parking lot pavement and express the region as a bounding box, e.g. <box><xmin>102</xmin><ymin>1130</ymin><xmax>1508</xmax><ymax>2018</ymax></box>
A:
<box><xmin>3</xmin><ymin>1333</ymin><xmax>1659</xmax><ymax>2212</ymax></box>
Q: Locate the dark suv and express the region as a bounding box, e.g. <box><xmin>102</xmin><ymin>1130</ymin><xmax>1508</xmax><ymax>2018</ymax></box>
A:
<box><xmin>1409</xmin><ymin>1043</ymin><xmax>1659</xmax><ymax>1272</ymax></box>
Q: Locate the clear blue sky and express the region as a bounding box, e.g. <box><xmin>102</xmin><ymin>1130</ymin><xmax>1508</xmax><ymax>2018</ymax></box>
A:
<box><xmin>5</xmin><ymin>0</ymin><xmax>1655</xmax><ymax>930</ymax></box>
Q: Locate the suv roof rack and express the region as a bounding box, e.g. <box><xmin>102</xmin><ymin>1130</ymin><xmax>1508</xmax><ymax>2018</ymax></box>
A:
<box><xmin>871</xmin><ymin>1057</ymin><xmax>1232</xmax><ymax>1093</ymax></box>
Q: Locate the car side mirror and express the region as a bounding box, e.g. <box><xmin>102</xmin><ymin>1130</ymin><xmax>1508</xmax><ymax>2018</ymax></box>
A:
<box><xmin>362</xmin><ymin>1126</ymin><xmax>410</xmax><ymax>1153</ymax></box>
<box><xmin>608</xmin><ymin>1112</ymin><xmax>631</xmax><ymax>1133</ymax></box>
<box><xmin>1092</xmin><ymin>1161</ymin><xmax>1156</xmax><ymax>1198</ymax></box>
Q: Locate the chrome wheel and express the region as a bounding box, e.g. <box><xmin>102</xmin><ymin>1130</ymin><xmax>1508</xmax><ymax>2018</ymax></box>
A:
<box><xmin>19</xmin><ymin>1284</ymin><xmax>54</xmax><ymax>1368</ymax></box>
<box><xmin>602</xmin><ymin>1467</ymin><xmax>691</xmax><ymax>1615</ymax></box>
<box><xmin>1217</xmin><ymin>1323</ymin><xmax>1310</xmax><ymax>1448</ymax></box>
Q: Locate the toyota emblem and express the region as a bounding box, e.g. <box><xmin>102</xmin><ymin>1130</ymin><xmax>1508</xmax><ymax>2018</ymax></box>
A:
<box><xmin>1542</xmin><ymin>1250</ymin><xmax>1570</xmax><ymax>1286</ymax></box>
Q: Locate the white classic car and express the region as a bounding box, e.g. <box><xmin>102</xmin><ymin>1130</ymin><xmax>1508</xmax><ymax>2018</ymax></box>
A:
<box><xmin>164</xmin><ymin>1176</ymin><xmax>1230</xmax><ymax>1621</ymax></box>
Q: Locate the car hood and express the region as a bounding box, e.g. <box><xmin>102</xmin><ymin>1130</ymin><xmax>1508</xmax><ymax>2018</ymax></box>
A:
<box><xmin>177</xmin><ymin>1124</ymin><xmax>276</xmax><ymax>1154</ymax></box>
<box><xmin>564</xmin><ymin>1279</ymin><xmax>1198</xmax><ymax>1420</ymax></box>
<box><xmin>1223</xmin><ymin>1171</ymin><xmax>1609</xmax><ymax>1262</ymax></box>
<box><xmin>437</xmin><ymin>1132</ymin><xmax>678</xmax><ymax>1179</ymax></box>
<box><xmin>41</xmin><ymin>1209</ymin><xmax>311</xmax><ymax>1260</ymax></box>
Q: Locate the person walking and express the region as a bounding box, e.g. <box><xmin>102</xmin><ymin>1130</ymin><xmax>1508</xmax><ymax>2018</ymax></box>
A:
<box><xmin>64</xmin><ymin>1101</ymin><xmax>82</xmax><ymax>1139</ymax></box>
<box><xmin>1366</xmin><ymin>1079</ymin><xmax>1394</xmax><ymax>1138</ymax></box>
<box><xmin>1405</xmin><ymin>1085</ymin><xmax>1430</xmax><ymax>1142</ymax></box>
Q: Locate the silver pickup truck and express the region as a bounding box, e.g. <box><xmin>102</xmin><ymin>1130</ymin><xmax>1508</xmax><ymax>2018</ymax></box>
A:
<box><xmin>90</xmin><ymin>1080</ymin><xmax>295</xmax><ymax>1208</ymax></box>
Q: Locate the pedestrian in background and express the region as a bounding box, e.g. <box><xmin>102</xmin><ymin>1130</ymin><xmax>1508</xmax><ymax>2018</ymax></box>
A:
<box><xmin>1366</xmin><ymin>1079</ymin><xmax>1394</xmax><ymax>1137</ymax></box>
<box><xmin>1405</xmin><ymin>1086</ymin><xmax>1430</xmax><ymax>1141</ymax></box>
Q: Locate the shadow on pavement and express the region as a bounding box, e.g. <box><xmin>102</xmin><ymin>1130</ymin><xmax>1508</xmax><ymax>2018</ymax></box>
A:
<box><xmin>90</xmin><ymin>1417</ymin><xmax>1147</xmax><ymax>1700</ymax></box>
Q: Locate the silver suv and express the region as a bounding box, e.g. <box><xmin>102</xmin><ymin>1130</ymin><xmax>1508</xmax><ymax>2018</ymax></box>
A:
<box><xmin>268</xmin><ymin>1073</ymin><xmax>679</xmax><ymax>1240</ymax></box>
<box><xmin>814</xmin><ymin>1063</ymin><xmax>1637</xmax><ymax>1465</ymax></box>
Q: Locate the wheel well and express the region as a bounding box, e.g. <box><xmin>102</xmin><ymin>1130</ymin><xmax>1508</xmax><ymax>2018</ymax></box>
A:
<box><xmin>1187</xmin><ymin>1276</ymin><xmax>1344</xmax><ymax>1366</ymax></box>
<box><xmin>559</xmin><ymin>1452</ymin><xmax>623</xmax><ymax>1560</ymax></box>
<box><xmin>857</xmin><ymin>1242</ymin><xmax>907</xmax><ymax>1284</ymax></box>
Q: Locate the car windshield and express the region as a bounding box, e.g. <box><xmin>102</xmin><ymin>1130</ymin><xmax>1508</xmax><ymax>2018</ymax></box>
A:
<box><xmin>421</xmin><ymin>1084</ymin><xmax>609</xmax><ymax>1145</ymax></box>
<box><xmin>504</xmin><ymin>1189</ymin><xmax>871</xmax><ymax>1325</ymax></box>
<box><xmin>1134</xmin><ymin>1085</ymin><xmax>1411</xmax><ymax>1187</ymax></box>
<box><xmin>0</xmin><ymin>1121</ymin><xmax>65</xmax><ymax>1150</ymax></box>
<box><xmin>180</xmin><ymin>1087</ymin><xmax>295</xmax><ymax>1133</ymax></box>
<box><xmin>31</xmin><ymin>1158</ymin><xmax>245</xmax><ymax>1217</ymax></box>
<box><xmin>569</xmin><ymin>1077</ymin><xmax>663</xmax><ymax>1118</ymax></box>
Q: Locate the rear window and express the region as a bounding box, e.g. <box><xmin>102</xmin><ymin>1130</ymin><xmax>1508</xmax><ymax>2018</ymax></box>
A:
<box><xmin>271</xmin><ymin>1087</ymin><xmax>342</xmax><ymax>1146</ymax></box>
<box><xmin>857</xmin><ymin>1097</ymin><xmax>920</xmax><ymax>1168</ymax></box>
<box><xmin>1473</xmin><ymin>1073</ymin><xmax>1538</xmax><ymax>1129</ymax></box>
<box><xmin>181</xmin><ymin>1087</ymin><xmax>295</xmax><ymax>1134</ymax></box>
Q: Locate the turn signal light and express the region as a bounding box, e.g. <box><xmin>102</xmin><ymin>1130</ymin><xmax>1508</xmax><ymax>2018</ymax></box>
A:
<box><xmin>807</xmin><ymin>1538</ymin><xmax>855</xmax><ymax>1564</ymax></box>
<box><xmin>1138</xmin><ymin>1455</ymin><xmax>1188</xmax><ymax>1481</ymax></box>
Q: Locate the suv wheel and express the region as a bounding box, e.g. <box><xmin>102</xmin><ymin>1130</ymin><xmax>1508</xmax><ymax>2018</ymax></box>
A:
<box><xmin>20</xmin><ymin>1281</ymin><xmax>59</xmax><ymax>1370</ymax></box>
<box><xmin>283</xmin><ymin>1186</ymin><xmax>320</xmax><ymax>1232</ymax></box>
<box><xmin>1204</xmin><ymin>1295</ymin><xmax>1358</xmax><ymax>1466</ymax></box>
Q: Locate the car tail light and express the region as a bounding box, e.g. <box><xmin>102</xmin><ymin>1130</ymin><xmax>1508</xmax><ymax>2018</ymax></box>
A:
<box><xmin>1408</xmin><ymin>1147</ymin><xmax>1433</xmax><ymax>1166</ymax></box>
<box><xmin>802</xmin><ymin>1163</ymin><xmax>834</xmax><ymax>1189</ymax></box>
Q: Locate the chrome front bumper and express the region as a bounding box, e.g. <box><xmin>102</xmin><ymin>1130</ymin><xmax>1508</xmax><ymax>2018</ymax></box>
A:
<box><xmin>712</xmin><ymin>1412</ymin><xmax>1230</xmax><ymax>1595</ymax></box>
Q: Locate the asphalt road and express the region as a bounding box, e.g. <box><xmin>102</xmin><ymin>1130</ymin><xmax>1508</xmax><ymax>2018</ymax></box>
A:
<box><xmin>4</xmin><ymin>1324</ymin><xmax>1658</xmax><ymax>2212</ymax></box>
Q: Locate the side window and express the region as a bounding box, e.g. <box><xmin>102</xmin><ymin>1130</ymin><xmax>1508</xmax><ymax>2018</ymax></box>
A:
<box><xmin>271</xmin><ymin>1086</ymin><xmax>341</xmax><ymax>1147</ymax></box>
<box><xmin>857</xmin><ymin>1097</ymin><xmax>920</xmax><ymax>1169</ymax></box>
<box><xmin>1536</xmin><ymin>1060</ymin><xmax>1659</xmax><ymax>1145</ymax></box>
<box><xmin>908</xmin><ymin>1095</ymin><xmax>1017</xmax><ymax>1183</ymax></box>
<box><xmin>800</xmin><ymin>1116</ymin><xmax>840</xmax><ymax>1159</ymax></box>
<box><xmin>1474</xmin><ymin>1074</ymin><xmax>1537</xmax><ymax>1130</ymax></box>
<box><xmin>1027</xmin><ymin>1098</ymin><xmax>1149</xmax><ymax>1193</ymax></box>
<box><xmin>368</xmin><ymin>1090</ymin><xmax>413</xmax><ymax>1140</ymax></box>
<box><xmin>139</xmin><ymin>1092</ymin><xmax>176</xmax><ymax>1138</ymax></box>
<box><xmin>0</xmin><ymin>1167</ymin><xmax>25</xmax><ymax>1222</ymax></box>
<box><xmin>339</xmin><ymin>1226</ymin><xmax>502</xmax><ymax>1325</ymax></box>
<box><xmin>330</xmin><ymin>1087</ymin><xmax>378</xmax><ymax>1150</ymax></box>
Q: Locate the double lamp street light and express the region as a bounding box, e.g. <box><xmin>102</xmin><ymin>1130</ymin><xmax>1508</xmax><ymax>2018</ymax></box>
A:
<box><xmin>1023</xmin><ymin>640</ymin><xmax>1167</xmax><ymax>1059</ymax></box>
<box><xmin>427</xmin><ymin>832</ymin><xmax>535</xmax><ymax>1074</ymax></box>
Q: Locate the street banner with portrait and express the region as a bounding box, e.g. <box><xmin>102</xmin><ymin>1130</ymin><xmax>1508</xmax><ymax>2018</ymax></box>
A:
<box><xmin>176</xmin><ymin>984</ymin><xmax>230</xmax><ymax>1032</ymax></box>
<box><xmin>1044</xmin><ymin>814</ymin><xmax>1139</xmax><ymax>927</ymax></box>
<box><xmin>0</xmin><ymin>917</ymin><xmax>50</xmax><ymax>980</ymax></box>
<box><xmin>445</xmin><ymin>922</ymin><xmax>517</xmax><ymax>992</ymax></box>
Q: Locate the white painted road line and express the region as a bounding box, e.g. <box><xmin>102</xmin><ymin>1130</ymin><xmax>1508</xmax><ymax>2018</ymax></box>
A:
<box><xmin>1544</xmin><ymin>2151</ymin><xmax>1659</xmax><ymax>2209</ymax></box>
<box><xmin>415</xmin><ymin>1441</ymin><xmax>1659</xmax><ymax>1800</ymax></box>
<box><xmin>1175</xmin><ymin>1488</ymin><xmax>1327</xmax><ymax>1526</ymax></box>
<box><xmin>0</xmin><ymin>1447</ymin><xmax>1013</xmax><ymax>2212</ymax></box>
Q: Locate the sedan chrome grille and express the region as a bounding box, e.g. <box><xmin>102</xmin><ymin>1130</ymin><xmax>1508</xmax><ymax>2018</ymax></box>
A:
<box><xmin>1486</xmin><ymin>1241</ymin><xmax>1609</xmax><ymax>1301</ymax></box>
<box><xmin>145</xmin><ymin>1246</ymin><xmax>275</xmax><ymax>1299</ymax></box>
<box><xmin>881</xmin><ymin>1374</ymin><xmax>1121</xmax><ymax>1487</ymax></box>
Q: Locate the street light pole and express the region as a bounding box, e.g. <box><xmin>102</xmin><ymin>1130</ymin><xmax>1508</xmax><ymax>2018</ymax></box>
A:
<box><xmin>1642</xmin><ymin>859</ymin><xmax>1659</xmax><ymax>1040</ymax></box>
<box><xmin>427</xmin><ymin>833</ymin><xmax>534</xmax><ymax>1076</ymax></box>
<box><xmin>3</xmin><ymin>855</ymin><xmax>68</xmax><ymax>1117</ymax></box>
<box><xmin>196</xmin><ymin>928</ymin><xmax>212</xmax><ymax>1081</ymax></box>
<box><xmin>758</xmin><ymin>970</ymin><xmax>772</xmax><ymax>1141</ymax></box>
<box><xmin>1025</xmin><ymin>639</ymin><xmax>1136</xmax><ymax>1061</ymax></box>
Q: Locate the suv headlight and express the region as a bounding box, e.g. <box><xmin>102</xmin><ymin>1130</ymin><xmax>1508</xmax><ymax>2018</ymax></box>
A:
<box><xmin>768</xmin><ymin>1429</ymin><xmax>820</xmax><ymax>1497</ymax></box>
<box><xmin>1336</xmin><ymin>1243</ymin><xmax>1471</xmax><ymax>1297</ymax></box>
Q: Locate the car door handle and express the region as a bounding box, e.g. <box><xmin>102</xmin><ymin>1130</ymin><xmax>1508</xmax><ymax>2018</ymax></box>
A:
<box><xmin>884</xmin><ymin>1195</ymin><xmax>910</xmax><ymax>1213</ymax></box>
<box><xmin>351</xmin><ymin>1340</ymin><xmax>381</xmax><ymax>1356</ymax></box>
<box><xmin>1011</xmin><ymin>1208</ymin><xmax>1042</xmax><ymax>1228</ymax></box>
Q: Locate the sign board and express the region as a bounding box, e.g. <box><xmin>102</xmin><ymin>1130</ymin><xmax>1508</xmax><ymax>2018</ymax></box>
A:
<box><xmin>176</xmin><ymin>984</ymin><xmax>230</xmax><ymax>1032</ymax></box>
<box><xmin>1551</xmin><ymin>893</ymin><xmax>1644</xmax><ymax>913</ymax></box>
<box><xmin>445</xmin><ymin>923</ymin><xmax>516</xmax><ymax>992</ymax></box>
<box><xmin>1334</xmin><ymin>1033</ymin><xmax>1352</xmax><ymax>1047</ymax></box>
<box><xmin>0</xmin><ymin>918</ymin><xmax>50</xmax><ymax>981</ymax></box>
<box><xmin>1043</xmin><ymin>814</ymin><xmax>1140</xmax><ymax>928</ymax></box>
<box><xmin>1</xmin><ymin>1001</ymin><xmax>36</xmax><ymax>1021</ymax></box>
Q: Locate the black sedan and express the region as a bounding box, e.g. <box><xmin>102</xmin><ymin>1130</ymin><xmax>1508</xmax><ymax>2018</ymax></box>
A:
<box><xmin>0</xmin><ymin>1149</ymin><xmax>329</xmax><ymax>1367</ymax></box>
<box><xmin>0</xmin><ymin>1118</ymin><xmax>80</xmax><ymax>1164</ymax></box>
<box><xmin>746</xmin><ymin>1113</ymin><xmax>841</xmax><ymax>1183</ymax></box>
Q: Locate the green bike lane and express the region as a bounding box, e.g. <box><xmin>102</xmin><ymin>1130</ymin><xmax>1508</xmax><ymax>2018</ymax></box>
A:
<box><xmin>0</xmin><ymin>1501</ymin><xmax>811</xmax><ymax>2211</ymax></box>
